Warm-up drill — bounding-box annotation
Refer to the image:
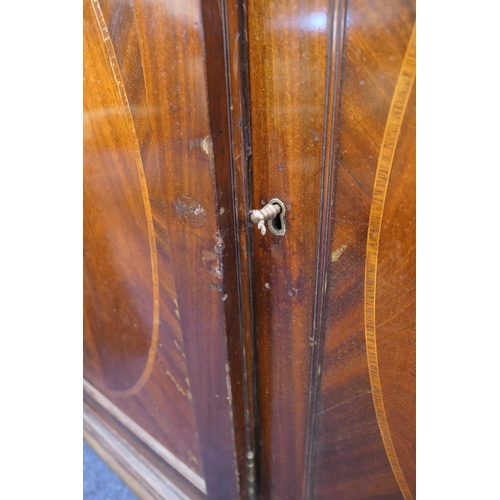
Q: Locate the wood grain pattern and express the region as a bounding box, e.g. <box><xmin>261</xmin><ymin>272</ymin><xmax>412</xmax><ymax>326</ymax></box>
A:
<box><xmin>246</xmin><ymin>0</ymin><xmax>415</xmax><ymax>497</ymax></box>
<box><xmin>86</xmin><ymin>0</ymin><xmax>160</xmax><ymax>399</ymax></box>
<box><xmin>375</xmin><ymin>78</ymin><xmax>416</xmax><ymax>499</ymax></box>
<box><xmin>364</xmin><ymin>25</ymin><xmax>415</xmax><ymax>499</ymax></box>
<box><xmin>246</xmin><ymin>0</ymin><xmax>346</xmax><ymax>498</ymax></box>
<box><xmin>84</xmin><ymin>0</ymin><xmax>256</xmax><ymax>497</ymax></box>
<box><xmin>303</xmin><ymin>2</ymin><xmax>347</xmax><ymax>497</ymax></box>
<box><xmin>84</xmin><ymin>0</ymin><xmax>204</xmax><ymax>481</ymax></box>
<box><xmin>84</xmin><ymin>0</ymin><xmax>416</xmax><ymax>496</ymax></box>
<box><xmin>312</xmin><ymin>1</ymin><xmax>416</xmax><ymax>498</ymax></box>
<box><xmin>198</xmin><ymin>1</ymin><xmax>258</xmax><ymax>496</ymax></box>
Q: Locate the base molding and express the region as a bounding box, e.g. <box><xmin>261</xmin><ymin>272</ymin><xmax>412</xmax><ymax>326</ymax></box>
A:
<box><xmin>84</xmin><ymin>401</ymin><xmax>204</xmax><ymax>500</ymax></box>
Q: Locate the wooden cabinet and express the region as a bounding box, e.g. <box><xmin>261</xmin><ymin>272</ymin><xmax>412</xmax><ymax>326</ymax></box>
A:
<box><xmin>83</xmin><ymin>0</ymin><xmax>415</xmax><ymax>498</ymax></box>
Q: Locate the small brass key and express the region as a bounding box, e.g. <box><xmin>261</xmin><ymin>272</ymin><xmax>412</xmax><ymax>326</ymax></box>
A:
<box><xmin>249</xmin><ymin>198</ymin><xmax>286</xmax><ymax>236</ymax></box>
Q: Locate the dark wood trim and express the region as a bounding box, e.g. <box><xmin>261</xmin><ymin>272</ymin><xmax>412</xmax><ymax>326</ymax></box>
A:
<box><xmin>200</xmin><ymin>1</ymin><xmax>257</xmax><ymax>498</ymax></box>
<box><xmin>130</xmin><ymin>1</ymin><xmax>248</xmax><ymax>497</ymax></box>
<box><xmin>303</xmin><ymin>0</ymin><xmax>348</xmax><ymax>497</ymax></box>
<box><xmin>219</xmin><ymin>0</ymin><xmax>258</xmax><ymax>497</ymax></box>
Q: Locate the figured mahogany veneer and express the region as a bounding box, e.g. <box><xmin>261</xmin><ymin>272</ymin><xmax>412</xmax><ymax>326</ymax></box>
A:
<box><xmin>84</xmin><ymin>0</ymin><xmax>256</xmax><ymax>498</ymax></box>
<box><xmin>84</xmin><ymin>0</ymin><xmax>416</xmax><ymax>497</ymax></box>
<box><xmin>247</xmin><ymin>0</ymin><xmax>415</xmax><ymax>498</ymax></box>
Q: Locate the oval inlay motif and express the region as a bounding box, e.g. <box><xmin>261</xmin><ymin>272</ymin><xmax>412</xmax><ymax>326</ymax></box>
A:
<box><xmin>83</xmin><ymin>0</ymin><xmax>159</xmax><ymax>397</ymax></box>
<box><xmin>364</xmin><ymin>24</ymin><xmax>416</xmax><ymax>500</ymax></box>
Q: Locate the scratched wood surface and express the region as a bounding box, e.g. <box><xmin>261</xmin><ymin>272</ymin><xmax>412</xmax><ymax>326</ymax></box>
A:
<box><xmin>84</xmin><ymin>0</ymin><xmax>416</xmax><ymax>497</ymax></box>
<box><xmin>314</xmin><ymin>2</ymin><xmax>416</xmax><ymax>499</ymax></box>
<box><xmin>83</xmin><ymin>0</ymin><xmax>254</xmax><ymax>498</ymax></box>
<box><xmin>247</xmin><ymin>0</ymin><xmax>346</xmax><ymax>498</ymax></box>
<box><xmin>83</xmin><ymin>0</ymin><xmax>204</xmax><ymax>482</ymax></box>
<box><xmin>313</xmin><ymin>3</ymin><xmax>416</xmax><ymax>498</ymax></box>
<box><xmin>246</xmin><ymin>0</ymin><xmax>416</xmax><ymax>498</ymax></box>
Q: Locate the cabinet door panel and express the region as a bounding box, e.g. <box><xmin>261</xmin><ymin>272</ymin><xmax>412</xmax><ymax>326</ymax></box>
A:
<box><xmin>83</xmin><ymin>0</ymin><xmax>252</xmax><ymax>498</ymax></box>
<box><xmin>84</xmin><ymin>0</ymin><xmax>416</xmax><ymax>497</ymax></box>
<box><xmin>84</xmin><ymin>0</ymin><xmax>203</xmax><ymax>480</ymax></box>
<box><xmin>246</xmin><ymin>0</ymin><xmax>416</xmax><ymax>498</ymax></box>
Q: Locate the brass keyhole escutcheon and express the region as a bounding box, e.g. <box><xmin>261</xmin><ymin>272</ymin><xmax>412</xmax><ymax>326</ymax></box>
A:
<box><xmin>249</xmin><ymin>198</ymin><xmax>286</xmax><ymax>236</ymax></box>
<box><xmin>267</xmin><ymin>198</ymin><xmax>286</xmax><ymax>236</ymax></box>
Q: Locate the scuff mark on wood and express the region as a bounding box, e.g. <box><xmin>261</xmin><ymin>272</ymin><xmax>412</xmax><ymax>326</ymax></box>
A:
<box><xmin>173</xmin><ymin>339</ymin><xmax>185</xmax><ymax>357</ymax></box>
<box><xmin>201</xmin><ymin>136</ymin><xmax>214</xmax><ymax>156</ymax></box>
<box><xmin>202</xmin><ymin>250</ymin><xmax>217</xmax><ymax>261</ymax></box>
<box><xmin>165</xmin><ymin>369</ymin><xmax>191</xmax><ymax>399</ymax></box>
<box><xmin>175</xmin><ymin>194</ymin><xmax>206</xmax><ymax>226</ymax></box>
<box><xmin>331</xmin><ymin>241</ymin><xmax>349</xmax><ymax>263</ymax></box>
<box><xmin>225</xmin><ymin>363</ymin><xmax>233</xmax><ymax>405</ymax></box>
<box><xmin>156</xmin><ymin>356</ymin><xmax>191</xmax><ymax>399</ymax></box>
<box><xmin>285</xmin><ymin>269</ymin><xmax>299</xmax><ymax>297</ymax></box>
<box><xmin>271</xmin><ymin>243</ymin><xmax>284</xmax><ymax>262</ymax></box>
<box><xmin>173</xmin><ymin>297</ymin><xmax>180</xmax><ymax>319</ymax></box>
<box><xmin>203</xmin><ymin>231</ymin><xmax>225</xmax><ymax>294</ymax></box>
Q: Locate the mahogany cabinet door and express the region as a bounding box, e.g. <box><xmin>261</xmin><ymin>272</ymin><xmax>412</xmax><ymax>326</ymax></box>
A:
<box><xmin>247</xmin><ymin>0</ymin><xmax>416</xmax><ymax>498</ymax></box>
<box><xmin>84</xmin><ymin>0</ymin><xmax>416</xmax><ymax>498</ymax></box>
<box><xmin>83</xmin><ymin>0</ymin><xmax>254</xmax><ymax>498</ymax></box>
